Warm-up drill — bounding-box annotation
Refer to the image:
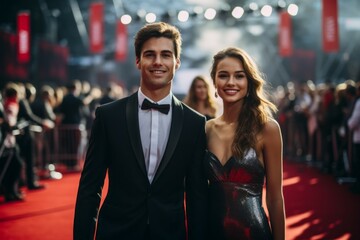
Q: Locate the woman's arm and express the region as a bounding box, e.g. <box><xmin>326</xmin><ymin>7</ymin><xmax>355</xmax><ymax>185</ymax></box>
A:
<box><xmin>263</xmin><ymin>119</ymin><xmax>286</xmax><ymax>240</ymax></box>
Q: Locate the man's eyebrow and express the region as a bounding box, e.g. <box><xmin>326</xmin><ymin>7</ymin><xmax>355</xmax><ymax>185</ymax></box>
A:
<box><xmin>161</xmin><ymin>50</ymin><xmax>173</xmax><ymax>53</ymax></box>
<box><xmin>142</xmin><ymin>49</ymin><xmax>174</xmax><ymax>54</ymax></box>
<box><xmin>142</xmin><ymin>50</ymin><xmax>154</xmax><ymax>54</ymax></box>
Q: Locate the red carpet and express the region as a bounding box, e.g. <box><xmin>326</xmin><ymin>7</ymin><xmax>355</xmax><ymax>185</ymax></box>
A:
<box><xmin>0</xmin><ymin>160</ymin><xmax>359</xmax><ymax>240</ymax></box>
<box><xmin>282</xmin><ymin>160</ymin><xmax>360</xmax><ymax>240</ymax></box>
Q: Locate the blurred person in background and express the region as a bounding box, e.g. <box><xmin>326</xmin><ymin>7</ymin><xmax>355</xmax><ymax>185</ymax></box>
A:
<box><xmin>330</xmin><ymin>83</ymin><xmax>350</xmax><ymax>177</ymax></box>
<box><xmin>347</xmin><ymin>82</ymin><xmax>360</xmax><ymax>193</ymax></box>
<box><xmin>183</xmin><ymin>75</ymin><xmax>217</xmax><ymax>120</ymax></box>
<box><xmin>17</xmin><ymin>83</ymin><xmax>54</xmax><ymax>190</ymax></box>
<box><xmin>57</xmin><ymin>80</ymin><xmax>92</xmax><ymax>169</ymax></box>
<box><xmin>99</xmin><ymin>84</ymin><xmax>117</xmax><ymax>105</ymax></box>
<box><xmin>0</xmin><ymin>83</ymin><xmax>24</xmax><ymax>201</ymax></box>
<box><xmin>304</xmin><ymin>80</ymin><xmax>321</xmax><ymax>162</ymax></box>
<box><xmin>293</xmin><ymin>82</ymin><xmax>312</xmax><ymax>159</ymax></box>
<box><xmin>31</xmin><ymin>85</ymin><xmax>61</xmax><ymax>179</ymax></box>
<box><xmin>317</xmin><ymin>83</ymin><xmax>337</xmax><ymax>173</ymax></box>
<box><xmin>58</xmin><ymin>80</ymin><xmax>88</xmax><ymax>126</ymax></box>
<box><xmin>31</xmin><ymin>85</ymin><xmax>57</xmax><ymax>124</ymax></box>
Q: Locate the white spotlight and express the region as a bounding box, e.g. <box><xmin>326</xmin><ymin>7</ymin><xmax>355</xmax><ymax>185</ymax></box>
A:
<box><xmin>249</xmin><ymin>2</ymin><xmax>259</xmax><ymax>11</ymax></box>
<box><xmin>121</xmin><ymin>14</ymin><xmax>132</xmax><ymax>24</ymax></box>
<box><xmin>145</xmin><ymin>13</ymin><xmax>156</xmax><ymax>23</ymax></box>
<box><xmin>277</xmin><ymin>0</ymin><xmax>286</xmax><ymax>8</ymax></box>
<box><xmin>178</xmin><ymin>10</ymin><xmax>189</xmax><ymax>22</ymax></box>
<box><xmin>287</xmin><ymin>4</ymin><xmax>299</xmax><ymax>16</ymax></box>
<box><xmin>260</xmin><ymin>5</ymin><xmax>272</xmax><ymax>17</ymax></box>
<box><xmin>204</xmin><ymin>8</ymin><xmax>216</xmax><ymax>20</ymax></box>
<box><xmin>232</xmin><ymin>6</ymin><xmax>244</xmax><ymax>19</ymax></box>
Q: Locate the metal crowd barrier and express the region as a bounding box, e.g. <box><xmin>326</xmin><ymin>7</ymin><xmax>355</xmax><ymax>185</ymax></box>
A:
<box><xmin>33</xmin><ymin>124</ymin><xmax>88</xmax><ymax>173</ymax></box>
<box><xmin>280</xmin><ymin>111</ymin><xmax>357</xmax><ymax>186</ymax></box>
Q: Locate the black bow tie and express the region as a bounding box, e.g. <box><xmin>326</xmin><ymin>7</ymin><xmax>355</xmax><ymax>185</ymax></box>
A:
<box><xmin>141</xmin><ymin>98</ymin><xmax>170</xmax><ymax>114</ymax></box>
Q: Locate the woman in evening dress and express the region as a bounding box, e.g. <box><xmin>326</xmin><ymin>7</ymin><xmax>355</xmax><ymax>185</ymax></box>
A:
<box><xmin>206</xmin><ymin>47</ymin><xmax>285</xmax><ymax>240</ymax></box>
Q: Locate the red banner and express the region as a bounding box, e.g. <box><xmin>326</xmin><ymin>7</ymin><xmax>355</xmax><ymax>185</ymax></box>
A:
<box><xmin>322</xmin><ymin>0</ymin><xmax>339</xmax><ymax>52</ymax></box>
<box><xmin>37</xmin><ymin>40</ymin><xmax>69</xmax><ymax>83</ymax></box>
<box><xmin>279</xmin><ymin>11</ymin><xmax>292</xmax><ymax>57</ymax></box>
<box><xmin>89</xmin><ymin>2</ymin><xmax>104</xmax><ymax>53</ymax></box>
<box><xmin>0</xmin><ymin>31</ymin><xmax>29</xmax><ymax>80</ymax></box>
<box><xmin>115</xmin><ymin>21</ymin><xmax>127</xmax><ymax>61</ymax></box>
<box><xmin>17</xmin><ymin>11</ymin><xmax>30</xmax><ymax>63</ymax></box>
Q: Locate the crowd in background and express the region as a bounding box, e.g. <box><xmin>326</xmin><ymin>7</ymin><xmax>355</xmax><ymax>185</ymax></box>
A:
<box><xmin>0</xmin><ymin>77</ymin><xmax>359</xmax><ymax>202</ymax></box>
<box><xmin>0</xmin><ymin>79</ymin><xmax>125</xmax><ymax>201</ymax></box>
<box><xmin>274</xmin><ymin>79</ymin><xmax>360</xmax><ymax>193</ymax></box>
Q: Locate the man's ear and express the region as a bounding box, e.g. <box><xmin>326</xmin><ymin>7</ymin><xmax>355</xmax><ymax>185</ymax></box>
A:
<box><xmin>136</xmin><ymin>58</ymin><xmax>141</xmax><ymax>69</ymax></box>
<box><xmin>175</xmin><ymin>59</ymin><xmax>181</xmax><ymax>70</ymax></box>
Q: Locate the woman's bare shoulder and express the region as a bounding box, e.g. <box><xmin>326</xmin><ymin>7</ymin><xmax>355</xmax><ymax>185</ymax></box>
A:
<box><xmin>262</xmin><ymin>118</ymin><xmax>281</xmax><ymax>140</ymax></box>
<box><xmin>205</xmin><ymin>118</ymin><xmax>216</xmax><ymax>133</ymax></box>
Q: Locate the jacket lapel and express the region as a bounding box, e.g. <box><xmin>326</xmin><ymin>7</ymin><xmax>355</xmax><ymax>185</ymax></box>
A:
<box><xmin>152</xmin><ymin>96</ymin><xmax>184</xmax><ymax>184</ymax></box>
<box><xmin>126</xmin><ymin>92</ymin><xmax>147</xmax><ymax>177</ymax></box>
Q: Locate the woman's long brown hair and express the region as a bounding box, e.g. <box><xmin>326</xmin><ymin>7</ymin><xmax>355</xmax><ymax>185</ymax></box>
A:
<box><xmin>210</xmin><ymin>47</ymin><xmax>277</xmax><ymax>159</ymax></box>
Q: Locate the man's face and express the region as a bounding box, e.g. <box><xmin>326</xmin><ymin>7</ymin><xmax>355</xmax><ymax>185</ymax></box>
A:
<box><xmin>136</xmin><ymin>37</ymin><xmax>180</xmax><ymax>95</ymax></box>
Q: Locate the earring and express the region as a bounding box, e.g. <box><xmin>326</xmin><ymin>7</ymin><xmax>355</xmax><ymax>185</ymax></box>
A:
<box><xmin>214</xmin><ymin>91</ymin><xmax>218</xmax><ymax>98</ymax></box>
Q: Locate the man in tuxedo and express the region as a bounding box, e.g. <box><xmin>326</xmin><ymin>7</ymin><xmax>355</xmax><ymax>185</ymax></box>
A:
<box><xmin>74</xmin><ymin>22</ymin><xmax>208</xmax><ymax>240</ymax></box>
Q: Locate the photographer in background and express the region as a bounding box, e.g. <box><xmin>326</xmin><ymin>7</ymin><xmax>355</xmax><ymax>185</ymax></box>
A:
<box><xmin>0</xmin><ymin>83</ymin><xmax>25</xmax><ymax>201</ymax></box>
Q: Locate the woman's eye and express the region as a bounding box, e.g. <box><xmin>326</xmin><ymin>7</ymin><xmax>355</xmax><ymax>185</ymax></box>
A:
<box><xmin>236</xmin><ymin>74</ymin><xmax>245</xmax><ymax>79</ymax></box>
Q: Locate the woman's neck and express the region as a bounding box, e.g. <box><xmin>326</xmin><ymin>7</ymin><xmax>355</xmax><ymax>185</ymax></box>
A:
<box><xmin>195</xmin><ymin>100</ymin><xmax>206</xmax><ymax>110</ymax></box>
<box><xmin>221</xmin><ymin>101</ymin><xmax>242</xmax><ymax>123</ymax></box>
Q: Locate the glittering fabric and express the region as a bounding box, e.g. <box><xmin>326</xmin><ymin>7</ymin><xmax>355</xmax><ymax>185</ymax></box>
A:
<box><xmin>207</xmin><ymin>149</ymin><xmax>273</xmax><ymax>240</ymax></box>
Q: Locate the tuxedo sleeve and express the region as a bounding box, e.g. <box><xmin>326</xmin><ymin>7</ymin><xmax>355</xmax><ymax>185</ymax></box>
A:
<box><xmin>185</xmin><ymin>116</ymin><xmax>208</xmax><ymax>240</ymax></box>
<box><xmin>73</xmin><ymin>107</ymin><xmax>108</xmax><ymax>240</ymax></box>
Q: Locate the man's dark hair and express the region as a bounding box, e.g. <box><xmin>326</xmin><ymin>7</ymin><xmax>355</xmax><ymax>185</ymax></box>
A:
<box><xmin>134</xmin><ymin>22</ymin><xmax>182</xmax><ymax>59</ymax></box>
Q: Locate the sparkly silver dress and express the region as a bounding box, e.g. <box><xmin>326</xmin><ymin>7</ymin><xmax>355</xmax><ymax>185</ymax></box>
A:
<box><xmin>207</xmin><ymin>149</ymin><xmax>273</xmax><ymax>240</ymax></box>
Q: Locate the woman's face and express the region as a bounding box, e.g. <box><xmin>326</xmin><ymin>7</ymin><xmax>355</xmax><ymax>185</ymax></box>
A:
<box><xmin>215</xmin><ymin>57</ymin><xmax>248</xmax><ymax>104</ymax></box>
<box><xmin>194</xmin><ymin>79</ymin><xmax>208</xmax><ymax>101</ymax></box>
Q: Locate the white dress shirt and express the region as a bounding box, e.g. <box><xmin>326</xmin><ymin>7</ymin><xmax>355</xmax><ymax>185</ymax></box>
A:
<box><xmin>138</xmin><ymin>89</ymin><xmax>172</xmax><ymax>183</ymax></box>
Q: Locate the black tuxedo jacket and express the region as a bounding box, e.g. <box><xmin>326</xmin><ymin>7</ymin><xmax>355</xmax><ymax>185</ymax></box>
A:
<box><xmin>74</xmin><ymin>92</ymin><xmax>208</xmax><ymax>240</ymax></box>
